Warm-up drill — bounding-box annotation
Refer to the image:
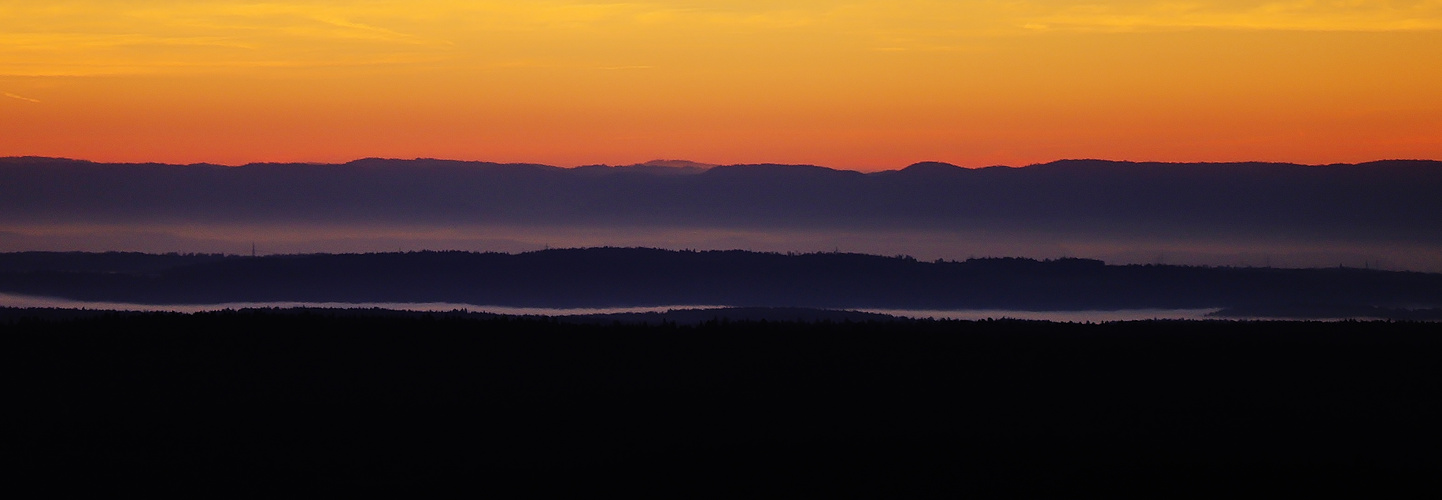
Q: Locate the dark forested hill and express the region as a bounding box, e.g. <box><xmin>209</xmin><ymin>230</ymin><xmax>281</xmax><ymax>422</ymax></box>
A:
<box><xmin>6</xmin><ymin>310</ymin><xmax>1442</xmax><ymax>494</ymax></box>
<box><xmin>3</xmin><ymin>248</ymin><xmax>1440</xmax><ymax>312</ymax></box>
<box><xmin>3</xmin><ymin>157</ymin><xmax>1440</xmax><ymax>243</ymax></box>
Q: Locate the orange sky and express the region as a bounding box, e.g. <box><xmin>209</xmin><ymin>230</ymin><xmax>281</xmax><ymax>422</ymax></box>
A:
<box><xmin>2</xmin><ymin>1</ymin><xmax>1440</xmax><ymax>170</ymax></box>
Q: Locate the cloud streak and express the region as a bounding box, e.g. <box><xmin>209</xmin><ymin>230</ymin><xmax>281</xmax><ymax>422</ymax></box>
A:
<box><xmin>1012</xmin><ymin>0</ymin><xmax>1442</xmax><ymax>33</ymax></box>
<box><xmin>10</xmin><ymin>2</ymin><xmax>1434</xmax><ymax>77</ymax></box>
<box><xmin>3</xmin><ymin>92</ymin><xmax>40</xmax><ymax>103</ymax></box>
<box><xmin>0</xmin><ymin>1</ymin><xmax>453</xmax><ymax>76</ymax></box>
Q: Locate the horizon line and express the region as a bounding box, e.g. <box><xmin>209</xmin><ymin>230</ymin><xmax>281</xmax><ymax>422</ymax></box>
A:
<box><xmin>4</xmin><ymin>155</ymin><xmax>1440</xmax><ymax>172</ymax></box>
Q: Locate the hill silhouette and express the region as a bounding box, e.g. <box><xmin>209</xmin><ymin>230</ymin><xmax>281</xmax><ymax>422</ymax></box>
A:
<box><xmin>2</xmin><ymin>249</ymin><xmax>1439</xmax><ymax>314</ymax></box>
<box><xmin>3</xmin><ymin>157</ymin><xmax>1439</xmax><ymax>245</ymax></box>
<box><xmin>7</xmin><ymin>309</ymin><xmax>1442</xmax><ymax>494</ymax></box>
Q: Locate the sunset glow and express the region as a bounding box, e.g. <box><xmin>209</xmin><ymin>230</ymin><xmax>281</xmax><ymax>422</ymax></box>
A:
<box><xmin>3</xmin><ymin>1</ymin><xmax>1440</xmax><ymax>169</ymax></box>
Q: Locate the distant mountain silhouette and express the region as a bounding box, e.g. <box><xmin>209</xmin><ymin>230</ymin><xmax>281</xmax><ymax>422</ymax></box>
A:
<box><xmin>558</xmin><ymin>306</ymin><xmax>902</xmax><ymax>324</ymax></box>
<box><xmin>2</xmin><ymin>248</ymin><xmax>1439</xmax><ymax>312</ymax></box>
<box><xmin>635</xmin><ymin>159</ymin><xmax>717</xmax><ymax>170</ymax></box>
<box><xmin>4</xmin><ymin>157</ymin><xmax>1439</xmax><ymax>245</ymax></box>
<box><xmin>896</xmin><ymin>161</ymin><xmax>969</xmax><ymax>175</ymax></box>
<box><xmin>572</xmin><ymin>159</ymin><xmax>714</xmax><ymax>176</ymax></box>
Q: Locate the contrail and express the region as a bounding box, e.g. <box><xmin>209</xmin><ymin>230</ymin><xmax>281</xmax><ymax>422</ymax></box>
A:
<box><xmin>4</xmin><ymin>92</ymin><xmax>40</xmax><ymax>103</ymax></box>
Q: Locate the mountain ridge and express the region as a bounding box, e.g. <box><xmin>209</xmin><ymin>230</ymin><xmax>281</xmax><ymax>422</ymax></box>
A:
<box><xmin>5</xmin><ymin>156</ymin><xmax>1441</xmax><ymax>268</ymax></box>
<box><xmin>6</xmin><ymin>155</ymin><xmax>1441</xmax><ymax>171</ymax></box>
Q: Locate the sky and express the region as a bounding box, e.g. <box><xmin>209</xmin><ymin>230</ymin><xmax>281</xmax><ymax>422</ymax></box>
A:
<box><xmin>2</xmin><ymin>1</ymin><xmax>1441</xmax><ymax>170</ymax></box>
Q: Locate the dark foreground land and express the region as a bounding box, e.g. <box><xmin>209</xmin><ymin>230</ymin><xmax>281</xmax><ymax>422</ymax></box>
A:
<box><xmin>7</xmin><ymin>308</ymin><xmax>1442</xmax><ymax>495</ymax></box>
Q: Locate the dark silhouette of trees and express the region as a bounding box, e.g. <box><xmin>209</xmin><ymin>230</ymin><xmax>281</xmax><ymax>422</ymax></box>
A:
<box><xmin>2</xmin><ymin>249</ymin><xmax>1440</xmax><ymax>314</ymax></box>
<box><xmin>5</xmin><ymin>309</ymin><xmax>1441</xmax><ymax>494</ymax></box>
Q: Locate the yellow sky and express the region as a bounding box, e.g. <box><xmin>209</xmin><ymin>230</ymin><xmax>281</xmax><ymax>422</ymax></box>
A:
<box><xmin>2</xmin><ymin>1</ymin><xmax>1440</xmax><ymax>169</ymax></box>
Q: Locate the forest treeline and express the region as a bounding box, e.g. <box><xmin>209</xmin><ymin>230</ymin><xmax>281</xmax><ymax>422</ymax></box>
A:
<box><xmin>4</xmin><ymin>157</ymin><xmax>1441</xmax><ymax>243</ymax></box>
<box><xmin>2</xmin><ymin>248</ymin><xmax>1441</xmax><ymax>313</ymax></box>
<box><xmin>6</xmin><ymin>309</ymin><xmax>1441</xmax><ymax>494</ymax></box>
